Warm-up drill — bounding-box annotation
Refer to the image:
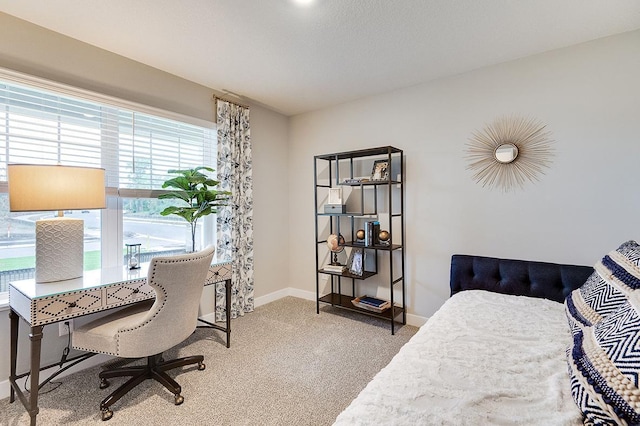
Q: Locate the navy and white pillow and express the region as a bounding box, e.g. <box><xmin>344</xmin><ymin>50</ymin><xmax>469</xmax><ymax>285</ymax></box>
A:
<box><xmin>565</xmin><ymin>240</ymin><xmax>640</xmax><ymax>334</ymax></box>
<box><xmin>568</xmin><ymin>299</ymin><xmax>640</xmax><ymax>424</ymax></box>
<box><xmin>565</xmin><ymin>240</ymin><xmax>640</xmax><ymax>424</ymax></box>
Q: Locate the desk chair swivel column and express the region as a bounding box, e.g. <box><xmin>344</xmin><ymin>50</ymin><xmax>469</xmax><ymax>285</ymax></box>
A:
<box><xmin>72</xmin><ymin>246</ymin><xmax>216</xmax><ymax>421</ymax></box>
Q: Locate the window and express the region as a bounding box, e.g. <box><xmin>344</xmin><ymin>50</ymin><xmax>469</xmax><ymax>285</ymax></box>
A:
<box><xmin>0</xmin><ymin>70</ymin><xmax>216</xmax><ymax>296</ymax></box>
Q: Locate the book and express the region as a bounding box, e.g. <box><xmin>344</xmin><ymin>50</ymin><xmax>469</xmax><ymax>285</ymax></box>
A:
<box><xmin>372</xmin><ymin>221</ymin><xmax>380</xmax><ymax>245</ymax></box>
<box><xmin>342</xmin><ymin>178</ymin><xmax>370</xmax><ymax>184</ymax></box>
<box><xmin>351</xmin><ymin>296</ymin><xmax>391</xmax><ymax>312</ymax></box>
<box><xmin>323</xmin><ymin>264</ymin><xmax>347</xmax><ymax>273</ymax></box>
<box><xmin>364</xmin><ymin>221</ymin><xmax>380</xmax><ymax>246</ymax></box>
<box><xmin>358</xmin><ymin>296</ymin><xmax>389</xmax><ymax>308</ymax></box>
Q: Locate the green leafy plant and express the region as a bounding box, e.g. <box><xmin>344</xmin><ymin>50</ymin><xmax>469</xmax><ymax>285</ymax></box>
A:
<box><xmin>159</xmin><ymin>166</ymin><xmax>231</xmax><ymax>252</ymax></box>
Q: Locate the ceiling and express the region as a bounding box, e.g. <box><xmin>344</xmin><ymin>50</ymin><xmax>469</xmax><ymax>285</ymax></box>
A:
<box><xmin>1</xmin><ymin>1</ymin><xmax>640</xmax><ymax>116</ymax></box>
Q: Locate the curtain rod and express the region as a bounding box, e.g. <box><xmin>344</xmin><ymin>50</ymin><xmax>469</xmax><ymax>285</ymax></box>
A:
<box><xmin>212</xmin><ymin>94</ymin><xmax>250</xmax><ymax>110</ymax></box>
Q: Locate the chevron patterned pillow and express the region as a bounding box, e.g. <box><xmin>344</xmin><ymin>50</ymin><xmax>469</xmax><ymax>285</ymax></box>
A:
<box><xmin>565</xmin><ymin>240</ymin><xmax>640</xmax><ymax>335</ymax></box>
<box><xmin>567</xmin><ymin>298</ymin><xmax>640</xmax><ymax>424</ymax></box>
<box><xmin>566</xmin><ymin>240</ymin><xmax>640</xmax><ymax>424</ymax></box>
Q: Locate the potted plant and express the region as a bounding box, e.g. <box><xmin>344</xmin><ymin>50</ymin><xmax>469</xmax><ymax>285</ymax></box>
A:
<box><xmin>159</xmin><ymin>166</ymin><xmax>231</xmax><ymax>252</ymax></box>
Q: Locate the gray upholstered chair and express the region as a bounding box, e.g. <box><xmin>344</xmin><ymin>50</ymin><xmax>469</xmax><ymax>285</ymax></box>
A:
<box><xmin>72</xmin><ymin>246</ymin><xmax>215</xmax><ymax>421</ymax></box>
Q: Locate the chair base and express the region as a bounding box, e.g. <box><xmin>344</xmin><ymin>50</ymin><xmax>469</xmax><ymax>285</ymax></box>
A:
<box><xmin>98</xmin><ymin>354</ymin><xmax>205</xmax><ymax>421</ymax></box>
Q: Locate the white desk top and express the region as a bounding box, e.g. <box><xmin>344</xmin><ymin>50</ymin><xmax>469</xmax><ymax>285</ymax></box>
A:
<box><xmin>10</xmin><ymin>264</ymin><xmax>150</xmax><ymax>301</ymax></box>
<box><xmin>10</xmin><ymin>260</ymin><xmax>232</xmax><ymax>301</ymax></box>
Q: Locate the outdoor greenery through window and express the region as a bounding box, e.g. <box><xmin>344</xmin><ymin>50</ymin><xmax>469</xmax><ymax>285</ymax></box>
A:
<box><xmin>0</xmin><ymin>72</ymin><xmax>216</xmax><ymax>295</ymax></box>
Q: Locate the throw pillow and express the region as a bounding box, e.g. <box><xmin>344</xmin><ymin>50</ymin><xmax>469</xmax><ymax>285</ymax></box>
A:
<box><xmin>567</xmin><ymin>298</ymin><xmax>640</xmax><ymax>425</ymax></box>
<box><xmin>565</xmin><ymin>240</ymin><xmax>640</xmax><ymax>334</ymax></box>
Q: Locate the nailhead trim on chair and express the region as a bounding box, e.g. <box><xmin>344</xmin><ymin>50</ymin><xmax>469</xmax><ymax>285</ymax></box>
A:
<box><xmin>115</xmin><ymin>252</ymin><xmax>214</xmax><ymax>355</ymax></box>
<box><xmin>75</xmin><ymin>251</ymin><xmax>214</xmax><ymax>357</ymax></box>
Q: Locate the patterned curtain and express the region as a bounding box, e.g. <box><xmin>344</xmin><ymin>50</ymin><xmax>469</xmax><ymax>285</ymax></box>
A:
<box><xmin>215</xmin><ymin>100</ymin><xmax>254</xmax><ymax>321</ymax></box>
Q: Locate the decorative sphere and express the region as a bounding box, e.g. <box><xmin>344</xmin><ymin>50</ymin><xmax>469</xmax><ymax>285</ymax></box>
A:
<box><xmin>326</xmin><ymin>234</ymin><xmax>345</xmax><ymax>253</ymax></box>
<box><xmin>378</xmin><ymin>230</ymin><xmax>390</xmax><ymax>242</ymax></box>
<box><xmin>356</xmin><ymin>229</ymin><xmax>365</xmax><ymax>240</ymax></box>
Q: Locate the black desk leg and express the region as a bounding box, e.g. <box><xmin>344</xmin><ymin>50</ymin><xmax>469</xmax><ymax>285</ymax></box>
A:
<box><xmin>28</xmin><ymin>325</ymin><xmax>44</xmax><ymax>425</ymax></box>
<box><xmin>9</xmin><ymin>309</ymin><xmax>18</xmax><ymax>403</ymax></box>
<box><xmin>225</xmin><ymin>278</ymin><xmax>231</xmax><ymax>348</ymax></box>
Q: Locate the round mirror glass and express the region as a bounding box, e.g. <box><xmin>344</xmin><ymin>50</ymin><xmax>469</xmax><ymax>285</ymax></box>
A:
<box><xmin>494</xmin><ymin>143</ymin><xmax>519</xmax><ymax>163</ymax></box>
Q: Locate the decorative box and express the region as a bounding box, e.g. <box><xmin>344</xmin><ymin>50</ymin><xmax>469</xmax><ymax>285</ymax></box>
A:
<box><xmin>324</xmin><ymin>204</ymin><xmax>347</xmax><ymax>214</ymax></box>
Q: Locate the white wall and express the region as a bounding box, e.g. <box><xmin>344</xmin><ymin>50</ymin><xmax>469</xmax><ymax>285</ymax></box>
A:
<box><xmin>289</xmin><ymin>29</ymin><xmax>640</xmax><ymax>318</ymax></box>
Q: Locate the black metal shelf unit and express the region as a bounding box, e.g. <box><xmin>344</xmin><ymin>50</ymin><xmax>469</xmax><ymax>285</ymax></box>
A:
<box><xmin>314</xmin><ymin>146</ymin><xmax>405</xmax><ymax>334</ymax></box>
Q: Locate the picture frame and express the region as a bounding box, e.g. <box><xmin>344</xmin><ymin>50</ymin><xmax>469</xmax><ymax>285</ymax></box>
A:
<box><xmin>346</xmin><ymin>247</ymin><xmax>364</xmax><ymax>276</ymax></box>
<box><xmin>327</xmin><ymin>187</ymin><xmax>343</xmax><ymax>205</ymax></box>
<box><xmin>370</xmin><ymin>159</ymin><xmax>390</xmax><ymax>181</ymax></box>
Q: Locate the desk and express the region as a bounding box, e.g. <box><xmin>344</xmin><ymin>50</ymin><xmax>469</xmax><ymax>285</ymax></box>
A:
<box><xmin>8</xmin><ymin>261</ymin><xmax>232</xmax><ymax>426</ymax></box>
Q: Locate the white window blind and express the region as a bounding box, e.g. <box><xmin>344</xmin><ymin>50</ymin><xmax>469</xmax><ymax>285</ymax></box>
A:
<box><xmin>0</xmin><ymin>77</ymin><xmax>214</xmax><ymax>189</ymax></box>
<box><xmin>117</xmin><ymin>112</ymin><xmax>212</xmax><ymax>190</ymax></box>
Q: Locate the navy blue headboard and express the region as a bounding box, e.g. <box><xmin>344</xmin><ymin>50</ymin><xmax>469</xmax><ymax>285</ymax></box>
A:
<box><xmin>450</xmin><ymin>254</ymin><xmax>594</xmax><ymax>303</ymax></box>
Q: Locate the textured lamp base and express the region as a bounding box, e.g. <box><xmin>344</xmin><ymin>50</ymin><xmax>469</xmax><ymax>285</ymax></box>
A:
<box><xmin>36</xmin><ymin>217</ymin><xmax>84</xmax><ymax>283</ymax></box>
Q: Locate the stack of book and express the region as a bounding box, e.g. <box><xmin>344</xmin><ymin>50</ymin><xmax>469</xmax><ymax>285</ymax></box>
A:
<box><xmin>343</xmin><ymin>177</ymin><xmax>370</xmax><ymax>184</ymax></box>
<box><xmin>364</xmin><ymin>221</ymin><xmax>380</xmax><ymax>246</ymax></box>
<box><xmin>352</xmin><ymin>295</ymin><xmax>391</xmax><ymax>313</ymax></box>
<box><xmin>323</xmin><ymin>264</ymin><xmax>347</xmax><ymax>273</ymax></box>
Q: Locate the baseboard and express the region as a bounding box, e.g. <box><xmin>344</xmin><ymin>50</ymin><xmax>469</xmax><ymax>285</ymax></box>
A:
<box><xmin>407</xmin><ymin>313</ymin><xmax>428</xmax><ymax>327</ymax></box>
<box><xmin>0</xmin><ymin>378</ymin><xmax>9</xmax><ymax>400</ymax></box>
<box><xmin>1</xmin><ymin>288</ymin><xmax>427</xmax><ymax>400</ymax></box>
<box><xmin>255</xmin><ymin>287</ymin><xmax>315</xmax><ymax>307</ymax></box>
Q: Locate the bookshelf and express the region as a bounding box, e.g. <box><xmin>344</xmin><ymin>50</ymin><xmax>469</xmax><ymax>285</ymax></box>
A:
<box><xmin>313</xmin><ymin>146</ymin><xmax>405</xmax><ymax>334</ymax></box>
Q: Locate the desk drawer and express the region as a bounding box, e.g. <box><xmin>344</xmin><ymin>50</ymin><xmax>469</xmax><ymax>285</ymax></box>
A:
<box><xmin>206</xmin><ymin>263</ymin><xmax>232</xmax><ymax>284</ymax></box>
<box><xmin>104</xmin><ymin>280</ymin><xmax>154</xmax><ymax>308</ymax></box>
<box><xmin>33</xmin><ymin>288</ymin><xmax>103</xmax><ymax>325</ymax></box>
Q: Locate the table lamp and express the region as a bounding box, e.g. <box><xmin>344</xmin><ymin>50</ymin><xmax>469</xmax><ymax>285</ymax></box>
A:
<box><xmin>8</xmin><ymin>164</ymin><xmax>106</xmax><ymax>283</ymax></box>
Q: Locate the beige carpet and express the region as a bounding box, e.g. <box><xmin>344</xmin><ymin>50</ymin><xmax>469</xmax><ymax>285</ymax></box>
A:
<box><xmin>1</xmin><ymin>297</ymin><xmax>417</xmax><ymax>425</ymax></box>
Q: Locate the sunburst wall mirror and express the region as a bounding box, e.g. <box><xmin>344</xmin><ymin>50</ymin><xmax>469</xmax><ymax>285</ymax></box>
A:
<box><xmin>465</xmin><ymin>116</ymin><xmax>554</xmax><ymax>192</ymax></box>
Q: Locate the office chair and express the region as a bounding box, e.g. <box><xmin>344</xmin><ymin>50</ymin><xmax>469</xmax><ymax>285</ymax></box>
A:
<box><xmin>72</xmin><ymin>246</ymin><xmax>215</xmax><ymax>421</ymax></box>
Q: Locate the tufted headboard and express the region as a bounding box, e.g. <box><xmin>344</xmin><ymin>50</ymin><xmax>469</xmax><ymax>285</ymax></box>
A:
<box><xmin>450</xmin><ymin>254</ymin><xmax>594</xmax><ymax>303</ymax></box>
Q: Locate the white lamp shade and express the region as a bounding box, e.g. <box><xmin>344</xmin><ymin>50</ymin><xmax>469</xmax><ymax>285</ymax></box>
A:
<box><xmin>8</xmin><ymin>164</ymin><xmax>106</xmax><ymax>212</ymax></box>
<box><xmin>7</xmin><ymin>164</ymin><xmax>105</xmax><ymax>282</ymax></box>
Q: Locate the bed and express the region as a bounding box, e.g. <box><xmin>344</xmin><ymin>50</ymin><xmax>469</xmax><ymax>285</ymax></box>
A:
<box><xmin>334</xmin><ymin>251</ymin><xmax>640</xmax><ymax>425</ymax></box>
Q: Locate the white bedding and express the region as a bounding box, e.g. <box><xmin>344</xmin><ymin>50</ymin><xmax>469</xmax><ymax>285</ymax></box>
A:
<box><xmin>334</xmin><ymin>290</ymin><xmax>583</xmax><ymax>425</ymax></box>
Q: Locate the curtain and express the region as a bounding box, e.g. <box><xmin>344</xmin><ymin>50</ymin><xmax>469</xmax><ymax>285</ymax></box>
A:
<box><xmin>215</xmin><ymin>100</ymin><xmax>254</xmax><ymax>320</ymax></box>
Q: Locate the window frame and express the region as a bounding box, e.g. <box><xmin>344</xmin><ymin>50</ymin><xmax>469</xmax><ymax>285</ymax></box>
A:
<box><xmin>0</xmin><ymin>67</ymin><xmax>217</xmax><ymax>303</ymax></box>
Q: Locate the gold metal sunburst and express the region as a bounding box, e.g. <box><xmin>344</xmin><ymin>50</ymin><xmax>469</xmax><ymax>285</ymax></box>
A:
<box><xmin>465</xmin><ymin>116</ymin><xmax>554</xmax><ymax>192</ymax></box>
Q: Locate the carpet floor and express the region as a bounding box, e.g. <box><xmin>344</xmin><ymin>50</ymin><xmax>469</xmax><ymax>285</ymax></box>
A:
<box><xmin>1</xmin><ymin>297</ymin><xmax>417</xmax><ymax>425</ymax></box>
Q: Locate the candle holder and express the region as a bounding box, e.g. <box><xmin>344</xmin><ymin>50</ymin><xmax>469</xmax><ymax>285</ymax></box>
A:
<box><xmin>126</xmin><ymin>243</ymin><xmax>141</xmax><ymax>269</ymax></box>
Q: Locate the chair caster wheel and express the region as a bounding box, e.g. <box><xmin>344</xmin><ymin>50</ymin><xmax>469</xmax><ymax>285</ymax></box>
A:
<box><xmin>198</xmin><ymin>362</ymin><xmax>206</xmax><ymax>371</ymax></box>
<box><xmin>99</xmin><ymin>378</ymin><xmax>110</xmax><ymax>389</ymax></box>
<box><xmin>174</xmin><ymin>394</ymin><xmax>184</xmax><ymax>405</ymax></box>
<box><xmin>101</xmin><ymin>409</ymin><xmax>113</xmax><ymax>421</ymax></box>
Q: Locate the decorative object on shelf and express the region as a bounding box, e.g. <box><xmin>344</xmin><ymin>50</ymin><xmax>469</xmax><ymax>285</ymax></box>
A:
<box><xmin>159</xmin><ymin>166</ymin><xmax>231</xmax><ymax>252</ymax></box>
<box><xmin>371</xmin><ymin>159</ymin><xmax>390</xmax><ymax>181</ymax></box>
<box><xmin>379</xmin><ymin>230</ymin><xmax>391</xmax><ymax>246</ymax></box>
<box><xmin>7</xmin><ymin>164</ymin><xmax>106</xmax><ymax>283</ymax></box>
<box><xmin>465</xmin><ymin>116</ymin><xmax>554</xmax><ymax>192</ymax></box>
<box><xmin>126</xmin><ymin>243</ymin><xmax>141</xmax><ymax>270</ymax></box>
<box><xmin>356</xmin><ymin>229</ymin><xmax>366</xmax><ymax>242</ymax></box>
<box><xmin>346</xmin><ymin>247</ymin><xmax>364</xmax><ymax>276</ymax></box>
<box><xmin>324</xmin><ymin>204</ymin><xmax>347</xmax><ymax>214</ymax></box>
<box><xmin>326</xmin><ymin>234</ymin><xmax>345</xmax><ymax>265</ymax></box>
<box><xmin>327</xmin><ymin>187</ymin><xmax>343</xmax><ymax>204</ymax></box>
<box><xmin>324</xmin><ymin>187</ymin><xmax>346</xmax><ymax>213</ymax></box>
